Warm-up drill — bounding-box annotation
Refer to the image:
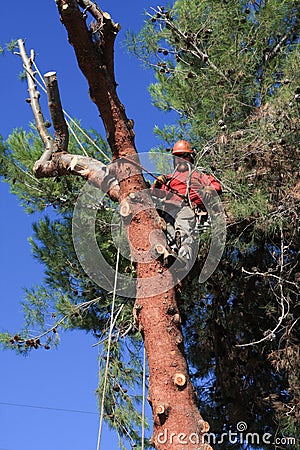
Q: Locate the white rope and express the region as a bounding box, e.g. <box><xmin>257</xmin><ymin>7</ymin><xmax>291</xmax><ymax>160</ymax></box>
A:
<box><xmin>63</xmin><ymin>110</ymin><xmax>111</xmax><ymax>162</ymax></box>
<box><xmin>96</xmin><ymin>232</ymin><xmax>121</xmax><ymax>450</ymax></box>
<box><xmin>66</xmin><ymin>118</ymin><xmax>89</xmax><ymax>156</ymax></box>
<box><xmin>141</xmin><ymin>346</ymin><xmax>147</xmax><ymax>450</ymax></box>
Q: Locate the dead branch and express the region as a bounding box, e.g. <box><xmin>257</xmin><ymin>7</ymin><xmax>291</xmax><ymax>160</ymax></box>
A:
<box><xmin>237</xmin><ymin>231</ymin><xmax>295</xmax><ymax>348</ymax></box>
<box><xmin>18</xmin><ymin>39</ymin><xmax>53</xmax><ymax>162</ymax></box>
<box><xmin>44</xmin><ymin>71</ymin><xmax>69</xmax><ymax>153</ymax></box>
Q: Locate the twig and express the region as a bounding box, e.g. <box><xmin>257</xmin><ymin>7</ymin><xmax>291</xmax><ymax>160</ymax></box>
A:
<box><xmin>146</xmin><ymin>8</ymin><xmax>232</xmax><ymax>85</ymax></box>
<box><xmin>237</xmin><ymin>230</ymin><xmax>293</xmax><ymax>347</ymax></box>
<box><xmin>241</xmin><ymin>268</ymin><xmax>300</xmax><ymax>289</ymax></box>
<box><xmin>25</xmin><ymin>297</ymin><xmax>104</xmax><ymax>345</ymax></box>
<box><xmin>93</xmin><ymin>304</ymin><xmax>125</xmax><ymax>347</ymax></box>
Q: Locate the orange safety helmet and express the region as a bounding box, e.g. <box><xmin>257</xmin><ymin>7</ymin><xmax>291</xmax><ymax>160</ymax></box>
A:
<box><xmin>172</xmin><ymin>139</ymin><xmax>194</xmax><ymax>155</ymax></box>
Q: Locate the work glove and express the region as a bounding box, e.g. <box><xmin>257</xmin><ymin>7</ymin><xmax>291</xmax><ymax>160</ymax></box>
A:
<box><xmin>201</xmin><ymin>187</ymin><xmax>217</xmax><ymax>207</ymax></box>
<box><xmin>152</xmin><ymin>174</ymin><xmax>167</xmax><ymax>188</ymax></box>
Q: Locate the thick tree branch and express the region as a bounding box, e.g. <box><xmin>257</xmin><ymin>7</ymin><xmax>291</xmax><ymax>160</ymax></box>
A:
<box><xmin>34</xmin><ymin>152</ymin><xmax>119</xmax><ymax>201</ymax></box>
<box><xmin>56</xmin><ymin>0</ymin><xmax>134</xmax><ymax>156</ymax></box>
<box><xmin>77</xmin><ymin>0</ymin><xmax>120</xmax><ymax>79</ymax></box>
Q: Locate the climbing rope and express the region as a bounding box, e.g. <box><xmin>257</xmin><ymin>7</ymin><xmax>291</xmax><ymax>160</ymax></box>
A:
<box><xmin>66</xmin><ymin>118</ymin><xmax>89</xmax><ymax>156</ymax></box>
<box><xmin>141</xmin><ymin>346</ymin><xmax>147</xmax><ymax>450</ymax></box>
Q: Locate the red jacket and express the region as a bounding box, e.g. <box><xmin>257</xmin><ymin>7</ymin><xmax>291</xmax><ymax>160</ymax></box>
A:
<box><xmin>158</xmin><ymin>168</ymin><xmax>222</xmax><ymax>208</ymax></box>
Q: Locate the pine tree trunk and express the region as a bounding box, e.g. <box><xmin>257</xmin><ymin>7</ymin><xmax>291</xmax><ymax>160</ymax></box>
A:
<box><xmin>136</xmin><ymin>286</ymin><xmax>212</xmax><ymax>449</ymax></box>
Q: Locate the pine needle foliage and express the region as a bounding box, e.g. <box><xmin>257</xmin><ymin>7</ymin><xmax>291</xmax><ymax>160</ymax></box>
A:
<box><xmin>0</xmin><ymin>125</ymin><xmax>147</xmax><ymax>448</ymax></box>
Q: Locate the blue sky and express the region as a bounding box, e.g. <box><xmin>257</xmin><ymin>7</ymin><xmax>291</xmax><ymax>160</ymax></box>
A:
<box><xmin>0</xmin><ymin>2</ymin><xmax>175</xmax><ymax>449</ymax></box>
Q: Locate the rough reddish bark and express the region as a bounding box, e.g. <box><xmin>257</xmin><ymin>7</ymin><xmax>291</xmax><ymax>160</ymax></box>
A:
<box><xmin>136</xmin><ymin>285</ymin><xmax>212</xmax><ymax>449</ymax></box>
<box><xmin>23</xmin><ymin>1</ymin><xmax>213</xmax><ymax>448</ymax></box>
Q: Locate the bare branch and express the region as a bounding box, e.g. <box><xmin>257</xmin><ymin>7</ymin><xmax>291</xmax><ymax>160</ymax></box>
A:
<box><xmin>241</xmin><ymin>267</ymin><xmax>300</xmax><ymax>290</ymax></box>
<box><xmin>18</xmin><ymin>40</ymin><xmax>119</xmax><ymax>202</ymax></box>
<box><xmin>237</xmin><ymin>230</ymin><xmax>295</xmax><ymax>348</ymax></box>
<box><xmin>18</xmin><ymin>39</ymin><xmax>53</xmax><ymax>162</ymax></box>
<box><xmin>44</xmin><ymin>71</ymin><xmax>69</xmax><ymax>153</ymax></box>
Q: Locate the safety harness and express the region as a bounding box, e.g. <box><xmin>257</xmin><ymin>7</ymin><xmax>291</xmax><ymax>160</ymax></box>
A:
<box><xmin>117</xmin><ymin>156</ymin><xmax>209</xmax><ymax>229</ymax></box>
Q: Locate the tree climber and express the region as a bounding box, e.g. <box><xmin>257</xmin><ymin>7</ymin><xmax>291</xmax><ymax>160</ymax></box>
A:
<box><xmin>151</xmin><ymin>140</ymin><xmax>222</xmax><ymax>270</ymax></box>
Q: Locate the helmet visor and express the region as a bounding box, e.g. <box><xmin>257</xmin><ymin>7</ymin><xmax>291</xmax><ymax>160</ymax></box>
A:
<box><xmin>174</xmin><ymin>152</ymin><xmax>193</xmax><ymax>158</ymax></box>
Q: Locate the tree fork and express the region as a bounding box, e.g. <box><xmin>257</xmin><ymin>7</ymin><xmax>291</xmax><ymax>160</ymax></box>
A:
<box><xmin>17</xmin><ymin>39</ymin><xmax>120</xmax><ymax>201</ymax></box>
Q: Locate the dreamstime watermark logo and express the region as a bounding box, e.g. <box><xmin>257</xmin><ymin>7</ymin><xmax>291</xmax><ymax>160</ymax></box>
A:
<box><xmin>72</xmin><ymin>152</ymin><xmax>226</xmax><ymax>297</ymax></box>
<box><xmin>157</xmin><ymin>422</ymin><xmax>297</xmax><ymax>447</ymax></box>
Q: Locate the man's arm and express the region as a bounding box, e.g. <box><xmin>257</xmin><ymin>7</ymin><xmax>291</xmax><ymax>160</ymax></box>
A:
<box><xmin>201</xmin><ymin>173</ymin><xmax>222</xmax><ymax>194</ymax></box>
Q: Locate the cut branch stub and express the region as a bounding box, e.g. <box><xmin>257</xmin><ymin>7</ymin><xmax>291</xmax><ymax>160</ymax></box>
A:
<box><xmin>119</xmin><ymin>200</ymin><xmax>131</xmax><ymax>218</ymax></box>
<box><xmin>155</xmin><ymin>243</ymin><xmax>170</xmax><ymax>258</ymax></box>
<box><xmin>155</xmin><ymin>403</ymin><xmax>171</xmax><ymax>425</ymax></box>
<box><xmin>155</xmin><ymin>403</ymin><xmax>170</xmax><ymax>416</ymax></box>
<box><xmin>156</xmin><ymin>404</ymin><xmax>166</xmax><ymax>415</ymax></box>
<box><xmin>174</xmin><ymin>372</ymin><xmax>187</xmax><ymax>388</ymax></box>
<box><xmin>44</xmin><ymin>71</ymin><xmax>69</xmax><ymax>153</ymax></box>
<box><xmin>200</xmin><ymin>421</ymin><xmax>210</xmax><ymax>433</ymax></box>
<box><xmin>172</xmin><ymin>313</ymin><xmax>181</xmax><ymax>325</ymax></box>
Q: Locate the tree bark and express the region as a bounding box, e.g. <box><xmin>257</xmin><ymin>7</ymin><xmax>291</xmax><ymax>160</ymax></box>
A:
<box><xmin>21</xmin><ymin>1</ymin><xmax>213</xmax><ymax>448</ymax></box>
